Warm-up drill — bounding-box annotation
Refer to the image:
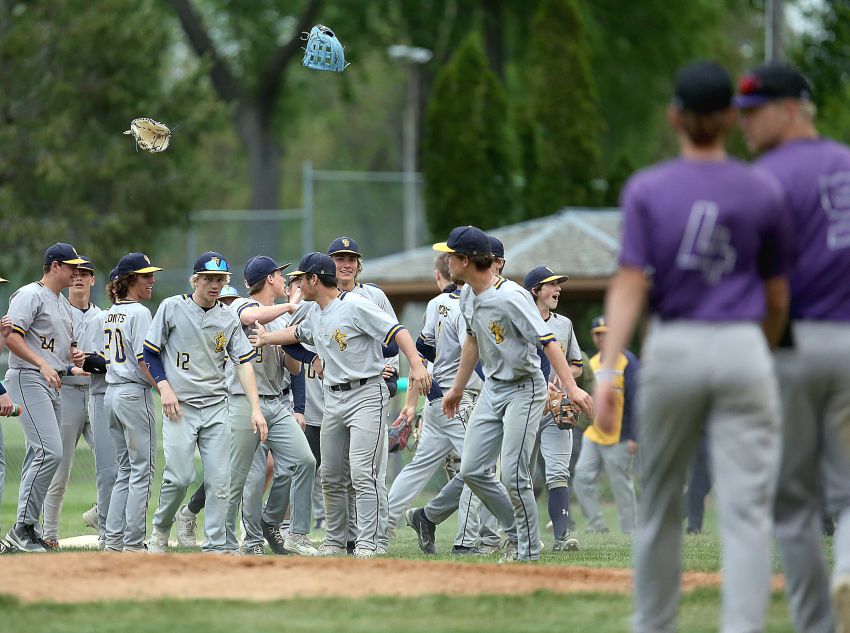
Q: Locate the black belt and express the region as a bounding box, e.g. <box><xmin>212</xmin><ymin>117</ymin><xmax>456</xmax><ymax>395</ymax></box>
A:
<box><xmin>259</xmin><ymin>388</ymin><xmax>289</xmax><ymax>399</ymax></box>
<box><xmin>329</xmin><ymin>378</ymin><xmax>370</xmax><ymax>393</ymax></box>
<box><xmin>19</xmin><ymin>367</ymin><xmax>67</xmax><ymax>377</ymax></box>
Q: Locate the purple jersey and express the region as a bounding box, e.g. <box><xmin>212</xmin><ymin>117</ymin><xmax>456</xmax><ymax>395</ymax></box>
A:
<box><xmin>756</xmin><ymin>138</ymin><xmax>850</xmax><ymax>321</ymax></box>
<box><xmin>619</xmin><ymin>157</ymin><xmax>793</xmax><ymax>321</ymax></box>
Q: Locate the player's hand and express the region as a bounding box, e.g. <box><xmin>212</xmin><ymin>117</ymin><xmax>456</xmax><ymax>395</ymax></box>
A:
<box><xmin>39</xmin><ymin>362</ymin><xmax>61</xmax><ymax>391</ymax></box>
<box><xmin>441</xmin><ymin>387</ymin><xmax>462</xmax><ymax>419</ymax></box>
<box><xmin>0</xmin><ymin>315</ymin><xmax>11</xmax><ymax>337</ymax></box>
<box><xmin>251</xmin><ymin>409</ymin><xmax>268</xmax><ymax>442</ymax></box>
<box><xmin>398</xmin><ymin>405</ymin><xmax>416</xmax><ymax>425</ymax></box>
<box><xmin>381</xmin><ymin>364</ymin><xmax>396</xmax><ymax>380</ymax></box>
<box><xmin>249</xmin><ymin>321</ymin><xmax>268</xmax><ymax>348</ymax></box>
<box><xmin>71</xmin><ymin>348</ymin><xmax>86</xmax><ymax>367</ymax></box>
<box><xmin>159</xmin><ymin>383</ymin><xmax>183</xmax><ymax>421</ymax></box>
<box><xmin>294</xmin><ymin>412</ymin><xmax>307</xmax><ymax>431</ymax></box>
<box><xmin>408</xmin><ymin>362</ymin><xmax>431</xmax><ymax>396</ymax></box>
<box><xmin>288</xmin><ymin>283</ymin><xmax>303</xmax><ymax>305</ymax></box>
<box><xmin>591</xmin><ymin>381</ymin><xmax>617</xmax><ymax>435</ymax></box>
<box><xmin>567</xmin><ymin>384</ymin><xmax>594</xmax><ymax>419</ymax></box>
<box><xmin>311</xmin><ymin>356</ymin><xmax>324</xmax><ymax>381</ymax></box>
<box><xmin>70</xmin><ymin>366</ymin><xmax>90</xmax><ymax>377</ymax></box>
<box><xmin>0</xmin><ymin>393</ymin><xmax>15</xmax><ymax>416</ymax></box>
<box><xmin>627</xmin><ymin>440</ymin><xmax>638</xmax><ymax>455</ymax></box>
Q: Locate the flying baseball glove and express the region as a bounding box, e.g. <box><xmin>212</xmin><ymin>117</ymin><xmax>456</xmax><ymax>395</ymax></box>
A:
<box><xmin>545</xmin><ymin>390</ymin><xmax>579</xmax><ymax>431</ymax></box>
<box><xmin>302</xmin><ymin>24</ymin><xmax>347</xmax><ymax>72</ymax></box>
<box><xmin>124</xmin><ymin>117</ymin><xmax>173</xmax><ymax>153</ymax></box>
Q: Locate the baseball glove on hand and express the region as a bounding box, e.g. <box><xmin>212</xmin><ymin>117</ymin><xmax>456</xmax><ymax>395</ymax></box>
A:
<box><xmin>388</xmin><ymin>413</ymin><xmax>414</xmax><ymax>453</ymax></box>
<box><xmin>124</xmin><ymin>117</ymin><xmax>173</xmax><ymax>153</ymax></box>
<box><xmin>545</xmin><ymin>389</ymin><xmax>579</xmax><ymax>431</ymax></box>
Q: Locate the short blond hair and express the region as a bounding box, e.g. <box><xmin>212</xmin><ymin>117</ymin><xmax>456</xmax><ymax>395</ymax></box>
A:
<box><xmin>189</xmin><ymin>272</ymin><xmax>231</xmax><ymax>288</ymax></box>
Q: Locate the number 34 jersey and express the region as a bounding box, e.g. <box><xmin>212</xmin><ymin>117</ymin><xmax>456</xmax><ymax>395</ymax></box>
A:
<box><xmin>144</xmin><ymin>294</ymin><xmax>257</xmax><ymax>407</ymax></box>
<box><xmin>104</xmin><ymin>300</ymin><xmax>153</xmax><ymax>387</ymax></box>
<box><xmin>7</xmin><ymin>281</ymin><xmax>75</xmax><ymax>373</ymax></box>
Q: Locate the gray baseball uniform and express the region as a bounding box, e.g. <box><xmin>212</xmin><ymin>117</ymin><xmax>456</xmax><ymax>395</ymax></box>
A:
<box><xmin>145</xmin><ymin>294</ymin><xmax>257</xmax><ymax>551</ymax></box>
<box><xmin>6</xmin><ymin>282</ymin><xmax>75</xmax><ymax>528</ymax></box>
<box><xmin>296</xmin><ymin>291</ymin><xmax>402</xmax><ymax>551</ymax></box>
<box><xmin>104</xmin><ymin>300</ymin><xmax>156</xmax><ymax>551</ymax></box>
<box><xmin>301</xmin><ymin>342</ymin><xmax>326</xmax><ymax>523</ymax></box>
<box><xmin>43</xmin><ymin>302</ymin><xmax>101</xmax><ymax>542</ymax></box>
<box><xmin>226</xmin><ymin>300</ymin><xmax>315</xmax><ymax>551</ymax></box>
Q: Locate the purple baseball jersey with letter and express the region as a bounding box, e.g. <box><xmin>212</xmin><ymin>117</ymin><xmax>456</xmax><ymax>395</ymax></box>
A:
<box><xmin>755</xmin><ymin>138</ymin><xmax>850</xmax><ymax>321</ymax></box>
<box><xmin>619</xmin><ymin>157</ymin><xmax>794</xmax><ymax>321</ymax></box>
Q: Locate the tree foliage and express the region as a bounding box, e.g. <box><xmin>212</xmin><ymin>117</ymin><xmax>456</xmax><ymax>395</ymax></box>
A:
<box><xmin>0</xmin><ymin>0</ymin><xmax>222</xmax><ymax>280</ymax></box>
<box><xmin>423</xmin><ymin>33</ymin><xmax>517</xmax><ymax>239</ymax></box>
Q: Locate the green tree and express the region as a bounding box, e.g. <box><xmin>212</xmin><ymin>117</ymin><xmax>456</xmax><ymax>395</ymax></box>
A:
<box><xmin>0</xmin><ymin>0</ymin><xmax>221</xmax><ymax>279</ymax></box>
<box><xmin>423</xmin><ymin>33</ymin><xmax>518</xmax><ymax>239</ymax></box>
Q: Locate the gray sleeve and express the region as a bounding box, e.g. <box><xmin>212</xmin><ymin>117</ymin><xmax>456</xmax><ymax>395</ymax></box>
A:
<box><xmin>227</xmin><ymin>322</ymin><xmax>257</xmax><ymax>365</ymax></box>
<box><xmin>295</xmin><ymin>313</ymin><xmax>315</xmax><ymax>346</ymax></box>
<box><xmin>144</xmin><ymin>299</ymin><xmax>171</xmax><ymax>354</ymax></box>
<box><xmin>131</xmin><ymin>307</ymin><xmax>153</xmax><ymax>361</ymax></box>
<box><xmin>567</xmin><ymin>330</ymin><xmax>582</xmax><ymax>364</ymax></box>
<box><xmin>504</xmin><ymin>290</ymin><xmax>554</xmax><ymax>347</ymax></box>
<box><xmin>420</xmin><ymin>301</ymin><xmax>438</xmax><ymax>346</ymax></box>
<box><xmin>8</xmin><ymin>289</ymin><xmax>40</xmax><ymax>337</ymax></box>
<box><xmin>351</xmin><ymin>299</ymin><xmax>403</xmax><ymax>345</ymax></box>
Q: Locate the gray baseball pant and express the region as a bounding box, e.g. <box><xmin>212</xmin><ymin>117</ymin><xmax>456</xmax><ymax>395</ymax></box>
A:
<box><xmin>104</xmin><ymin>383</ymin><xmax>156</xmax><ymax>551</ymax></box>
<box><xmin>226</xmin><ymin>394</ymin><xmax>315</xmax><ymax>550</ymax></box>
<box><xmin>42</xmin><ymin>383</ymin><xmax>94</xmax><ymax>540</ymax></box>
<box><xmin>574</xmin><ymin>439</ymin><xmax>637</xmax><ymax>534</ymax></box>
<box><xmin>376</xmin><ymin>419</ymin><xmax>390</xmax><ymax>550</ymax></box>
<box><xmin>6</xmin><ymin>369</ymin><xmax>63</xmax><ymax>527</ymax></box>
<box><xmin>321</xmin><ymin>377</ymin><xmax>388</xmax><ymax>551</ymax></box>
<box><xmin>88</xmin><ymin>390</ymin><xmax>117</xmax><ymax>542</ymax></box>
<box><xmin>241</xmin><ymin>443</ymin><xmax>292</xmax><ymax>548</ymax></box>
<box><xmin>633</xmin><ymin>321</ymin><xmax>780</xmax><ymax>633</ymax></box>
<box><xmin>774</xmin><ymin>321</ymin><xmax>850</xmax><ymax>633</ymax></box>
<box><xmin>388</xmin><ymin>392</ymin><xmax>487</xmax><ymax>547</ymax></box>
<box><xmin>537</xmin><ymin>412</ymin><xmax>573</xmax><ymax>489</ymax></box>
<box><xmin>153</xmin><ymin>399</ymin><xmax>230</xmax><ymax>552</ymax></box>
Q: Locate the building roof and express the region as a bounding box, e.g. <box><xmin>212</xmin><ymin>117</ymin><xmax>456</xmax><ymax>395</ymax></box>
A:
<box><xmin>363</xmin><ymin>209</ymin><xmax>621</xmax><ymax>297</ymax></box>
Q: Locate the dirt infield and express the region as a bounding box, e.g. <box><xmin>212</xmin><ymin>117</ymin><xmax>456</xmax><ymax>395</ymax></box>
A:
<box><xmin>0</xmin><ymin>553</ymin><xmax>776</xmax><ymax>604</ymax></box>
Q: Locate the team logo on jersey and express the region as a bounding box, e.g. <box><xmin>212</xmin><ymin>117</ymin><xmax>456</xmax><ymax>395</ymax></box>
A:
<box><xmin>488</xmin><ymin>321</ymin><xmax>505</xmax><ymax>344</ymax></box>
<box><xmin>331</xmin><ymin>329</ymin><xmax>348</xmax><ymax>351</ymax></box>
<box><xmin>213</xmin><ymin>331</ymin><xmax>226</xmax><ymax>353</ymax></box>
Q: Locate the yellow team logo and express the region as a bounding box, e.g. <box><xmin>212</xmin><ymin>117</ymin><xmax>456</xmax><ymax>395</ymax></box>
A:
<box><xmin>331</xmin><ymin>329</ymin><xmax>348</xmax><ymax>351</ymax></box>
<box><xmin>211</xmin><ymin>256</ymin><xmax>221</xmax><ymax>267</ymax></box>
<box><xmin>213</xmin><ymin>331</ymin><xmax>226</xmax><ymax>353</ymax></box>
<box><xmin>489</xmin><ymin>321</ymin><xmax>505</xmax><ymax>344</ymax></box>
<box><xmin>342</xmin><ymin>238</ymin><xmax>350</xmax><ymax>247</ymax></box>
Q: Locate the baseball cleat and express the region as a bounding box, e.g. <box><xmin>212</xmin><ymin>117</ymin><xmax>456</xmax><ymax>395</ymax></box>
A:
<box><xmin>0</xmin><ymin>537</ymin><xmax>18</xmax><ymax>555</ymax></box>
<box><xmin>478</xmin><ymin>543</ymin><xmax>500</xmax><ymax>555</ymax></box>
<box><xmin>123</xmin><ymin>544</ymin><xmax>148</xmax><ymax>553</ymax></box>
<box><xmin>6</xmin><ymin>525</ymin><xmax>47</xmax><ymax>553</ymax></box>
<box><xmin>833</xmin><ymin>575</ymin><xmax>850</xmax><ymax>633</ymax></box>
<box><xmin>553</xmin><ymin>534</ymin><xmax>580</xmax><ymax>552</ymax></box>
<box><xmin>450</xmin><ymin>545</ymin><xmax>482</xmax><ymax>556</ymax></box>
<box><xmin>283</xmin><ymin>533</ymin><xmax>319</xmax><ymax>556</ymax></box>
<box><xmin>375</xmin><ymin>546</ymin><xmax>388</xmax><ymax>556</ymax></box>
<box><xmin>405</xmin><ymin>508</ymin><xmax>436</xmax><ymax>555</ymax></box>
<box><xmin>82</xmin><ymin>505</ymin><xmax>99</xmax><ymax>530</ymax></box>
<box><xmin>497</xmin><ymin>539</ymin><xmax>518</xmax><ymax>564</ymax></box>
<box><xmin>147</xmin><ymin>528</ymin><xmax>170</xmax><ymax>553</ymax></box>
<box><xmin>261</xmin><ymin>520</ymin><xmax>288</xmax><ymax>555</ymax></box>
<box><xmin>353</xmin><ymin>547</ymin><xmax>375</xmax><ymax>559</ymax></box>
<box><xmin>40</xmin><ymin>538</ymin><xmax>60</xmax><ymax>551</ymax></box>
<box><xmin>242</xmin><ymin>544</ymin><xmax>265</xmax><ymax>556</ymax></box>
<box><xmin>175</xmin><ymin>505</ymin><xmax>198</xmax><ymax>548</ymax></box>
<box><xmin>316</xmin><ymin>544</ymin><xmax>347</xmax><ymax>557</ymax></box>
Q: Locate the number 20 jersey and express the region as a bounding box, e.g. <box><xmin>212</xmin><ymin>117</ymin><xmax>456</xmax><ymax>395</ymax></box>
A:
<box><xmin>104</xmin><ymin>300</ymin><xmax>153</xmax><ymax>386</ymax></box>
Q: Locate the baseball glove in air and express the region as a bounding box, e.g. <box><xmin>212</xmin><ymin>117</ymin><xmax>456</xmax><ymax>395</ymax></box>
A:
<box><xmin>124</xmin><ymin>118</ymin><xmax>173</xmax><ymax>153</ymax></box>
<box><xmin>545</xmin><ymin>390</ymin><xmax>579</xmax><ymax>431</ymax></box>
<box><xmin>302</xmin><ymin>25</ymin><xmax>347</xmax><ymax>72</ymax></box>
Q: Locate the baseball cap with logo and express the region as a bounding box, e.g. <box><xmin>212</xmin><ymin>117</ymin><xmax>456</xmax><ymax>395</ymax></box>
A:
<box><xmin>193</xmin><ymin>251</ymin><xmax>230</xmax><ymax>275</ymax></box>
<box><xmin>489</xmin><ymin>236</ymin><xmax>505</xmax><ymax>259</ymax></box>
<box><xmin>590</xmin><ymin>316</ymin><xmax>609</xmax><ymax>333</ymax></box>
<box><xmin>673</xmin><ymin>61</ymin><xmax>733</xmax><ymax>114</ymax></box>
<box><xmin>112</xmin><ymin>253</ymin><xmax>164</xmax><ymax>281</ymax></box>
<box><xmin>244</xmin><ymin>256</ymin><xmax>291</xmax><ymax>286</ymax></box>
<box><xmin>327</xmin><ymin>237</ymin><xmax>361</xmax><ymax>257</ymax></box>
<box><xmin>733</xmin><ymin>61</ymin><xmax>813</xmax><ymax>109</ymax></box>
<box><xmin>523</xmin><ymin>266</ymin><xmax>569</xmax><ymax>291</ymax></box>
<box><xmin>0</xmin><ymin>275</ymin><xmax>7</xmax><ymax>284</ymax></box>
<box><xmin>44</xmin><ymin>243</ymin><xmax>86</xmax><ymax>266</ymax></box>
<box><xmin>76</xmin><ymin>256</ymin><xmax>95</xmax><ymax>273</ymax></box>
<box><xmin>433</xmin><ymin>226</ymin><xmax>491</xmax><ymax>256</ymax></box>
<box><xmin>219</xmin><ymin>285</ymin><xmax>240</xmax><ymax>300</ymax></box>
<box><xmin>290</xmin><ymin>252</ymin><xmax>337</xmax><ymax>278</ymax></box>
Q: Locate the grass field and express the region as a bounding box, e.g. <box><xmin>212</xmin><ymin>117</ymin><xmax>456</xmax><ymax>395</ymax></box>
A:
<box><xmin>0</xmin><ymin>404</ymin><xmax>814</xmax><ymax>633</ymax></box>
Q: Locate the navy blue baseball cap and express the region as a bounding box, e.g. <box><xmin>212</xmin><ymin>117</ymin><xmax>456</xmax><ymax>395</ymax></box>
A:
<box><xmin>44</xmin><ymin>243</ymin><xmax>86</xmax><ymax>266</ymax></box>
<box><xmin>193</xmin><ymin>251</ymin><xmax>230</xmax><ymax>275</ymax></box>
<box><xmin>76</xmin><ymin>256</ymin><xmax>95</xmax><ymax>273</ymax></box>
<box><xmin>289</xmin><ymin>252</ymin><xmax>337</xmax><ymax>278</ymax></box>
<box><xmin>244</xmin><ymin>256</ymin><xmax>291</xmax><ymax>286</ymax></box>
<box><xmin>433</xmin><ymin>226</ymin><xmax>491</xmax><ymax>256</ymax></box>
<box><xmin>112</xmin><ymin>253</ymin><xmax>163</xmax><ymax>281</ymax></box>
<box><xmin>673</xmin><ymin>61</ymin><xmax>733</xmax><ymax>114</ymax></box>
<box><xmin>489</xmin><ymin>236</ymin><xmax>504</xmax><ymax>259</ymax></box>
<box><xmin>523</xmin><ymin>266</ymin><xmax>569</xmax><ymax>290</ymax></box>
<box><xmin>590</xmin><ymin>316</ymin><xmax>609</xmax><ymax>333</ymax></box>
<box><xmin>327</xmin><ymin>236</ymin><xmax>361</xmax><ymax>257</ymax></box>
<box><xmin>733</xmin><ymin>62</ymin><xmax>813</xmax><ymax>109</ymax></box>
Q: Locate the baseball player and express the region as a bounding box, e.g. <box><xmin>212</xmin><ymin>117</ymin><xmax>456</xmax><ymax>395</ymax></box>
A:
<box><xmin>736</xmin><ymin>61</ymin><xmax>850</xmax><ymax>633</ymax></box>
<box><xmin>223</xmin><ymin>255</ymin><xmax>317</xmax><ymax>556</ymax></box>
<box><xmin>594</xmin><ymin>62</ymin><xmax>793</xmax><ymax>633</ymax></box>
<box><xmin>42</xmin><ymin>256</ymin><xmax>102</xmax><ymax>548</ymax></box>
<box><xmin>408</xmin><ymin>226</ymin><xmax>593</xmax><ymax>562</ymax></box>
<box><xmin>0</xmin><ymin>275</ymin><xmax>18</xmax><ymax>553</ymax></box>
<box><xmin>524</xmin><ymin>265</ymin><xmax>583</xmax><ymax>551</ymax></box>
<box><xmin>387</xmin><ymin>253</ymin><xmax>489</xmax><ymax>555</ymax></box>
<box><xmin>253</xmin><ymin>252</ymin><xmax>430</xmax><ymax>557</ymax></box>
<box><xmin>144</xmin><ymin>251</ymin><xmax>267</xmax><ymax>553</ymax></box>
<box><xmin>101</xmin><ymin>253</ymin><xmax>163</xmax><ymax>552</ymax></box>
<box><xmin>4</xmin><ymin>243</ymin><xmax>87</xmax><ymax>552</ymax></box>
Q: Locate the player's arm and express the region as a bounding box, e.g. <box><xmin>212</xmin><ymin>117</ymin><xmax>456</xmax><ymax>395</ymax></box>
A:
<box><xmin>391</xmin><ymin>328</ymin><xmax>431</xmax><ymax>396</ymax></box>
<box><xmin>253</xmin><ymin>323</ymin><xmax>299</xmax><ymax>347</ymax></box>
<box><xmin>235</xmin><ymin>362</ymin><xmax>268</xmax><ymax>441</ymax></box>
<box><xmin>283</xmin><ymin>350</ymin><xmax>301</xmax><ymax>375</ymax></box>
<box><xmin>595</xmin><ymin>265</ymin><xmax>648</xmax><ymax>434</ymax></box>
<box><xmin>5</xmin><ymin>332</ymin><xmax>63</xmax><ymax>390</ymax></box>
<box><xmin>761</xmin><ymin>276</ymin><xmax>789</xmax><ymax>348</ymax></box>
<box><xmin>238</xmin><ymin>303</ymin><xmax>296</xmax><ymax>327</ymax></box>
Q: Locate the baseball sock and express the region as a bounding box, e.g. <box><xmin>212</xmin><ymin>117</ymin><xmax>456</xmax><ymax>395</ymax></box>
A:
<box><xmin>187</xmin><ymin>485</ymin><xmax>206</xmax><ymax>515</ymax></box>
<box><xmin>548</xmin><ymin>486</ymin><xmax>571</xmax><ymax>540</ymax></box>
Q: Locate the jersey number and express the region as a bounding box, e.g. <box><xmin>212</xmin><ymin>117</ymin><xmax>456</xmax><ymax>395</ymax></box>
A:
<box><xmin>39</xmin><ymin>337</ymin><xmax>55</xmax><ymax>352</ymax></box>
<box><xmin>175</xmin><ymin>352</ymin><xmax>190</xmax><ymax>371</ymax></box>
<box><xmin>104</xmin><ymin>328</ymin><xmax>127</xmax><ymax>363</ymax></box>
<box><xmin>819</xmin><ymin>172</ymin><xmax>850</xmax><ymax>250</ymax></box>
<box><xmin>676</xmin><ymin>201</ymin><xmax>737</xmax><ymax>284</ymax></box>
